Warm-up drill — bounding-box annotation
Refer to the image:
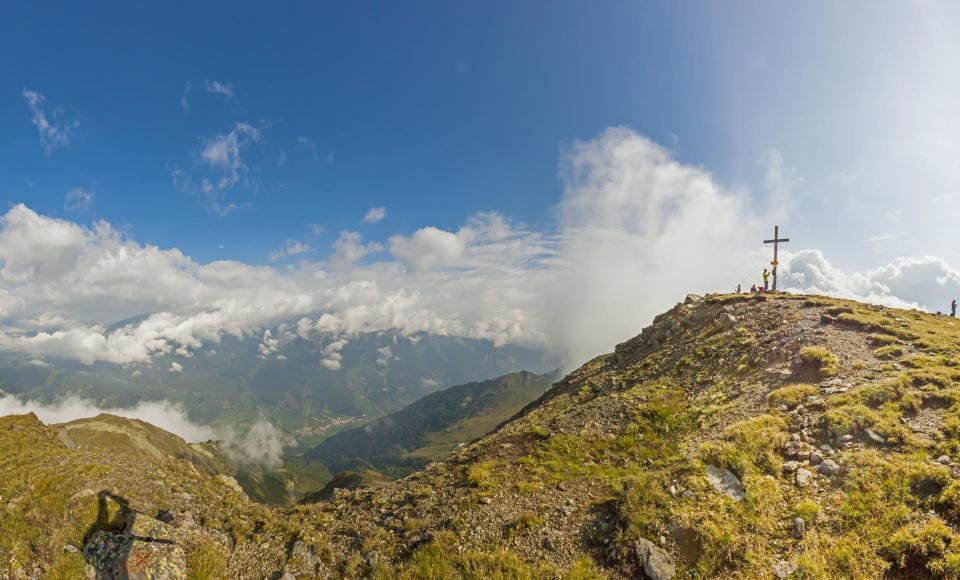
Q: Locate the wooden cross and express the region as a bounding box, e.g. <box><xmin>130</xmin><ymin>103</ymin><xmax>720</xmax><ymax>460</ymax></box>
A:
<box><xmin>763</xmin><ymin>225</ymin><xmax>790</xmax><ymax>292</ymax></box>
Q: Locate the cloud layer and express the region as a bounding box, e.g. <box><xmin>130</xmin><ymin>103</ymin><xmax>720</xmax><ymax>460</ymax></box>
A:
<box><xmin>0</xmin><ymin>128</ymin><xmax>956</xmax><ymax>372</ymax></box>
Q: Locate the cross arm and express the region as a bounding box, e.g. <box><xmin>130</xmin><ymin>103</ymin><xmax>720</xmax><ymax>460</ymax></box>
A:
<box><xmin>764</xmin><ymin>238</ymin><xmax>790</xmax><ymax>243</ymax></box>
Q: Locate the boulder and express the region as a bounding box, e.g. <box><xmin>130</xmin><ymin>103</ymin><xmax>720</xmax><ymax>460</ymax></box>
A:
<box><xmin>635</xmin><ymin>538</ymin><xmax>676</xmax><ymax>580</ymax></box>
<box><xmin>126</xmin><ymin>512</ymin><xmax>176</xmax><ymax>542</ymax></box>
<box><xmin>705</xmin><ymin>465</ymin><xmax>745</xmax><ymax>501</ymax></box>
<box><xmin>84</xmin><ymin>531</ymin><xmax>187</xmax><ymax>579</ymax></box>
<box><xmin>781</xmin><ymin>461</ymin><xmax>800</xmax><ymax>474</ymax></box>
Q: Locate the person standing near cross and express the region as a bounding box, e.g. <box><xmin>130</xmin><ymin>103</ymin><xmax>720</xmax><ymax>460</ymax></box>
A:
<box><xmin>763</xmin><ymin>226</ymin><xmax>790</xmax><ymax>292</ymax></box>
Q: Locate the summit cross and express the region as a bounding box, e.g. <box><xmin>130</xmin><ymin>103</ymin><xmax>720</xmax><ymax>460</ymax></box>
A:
<box><xmin>763</xmin><ymin>225</ymin><xmax>790</xmax><ymax>292</ymax></box>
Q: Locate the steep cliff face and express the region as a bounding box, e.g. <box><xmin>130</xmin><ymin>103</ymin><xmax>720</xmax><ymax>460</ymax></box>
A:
<box><xmin>4</xmin><ymin>293</ymin><xmax>960</xmax><ymax>579</ymax></box>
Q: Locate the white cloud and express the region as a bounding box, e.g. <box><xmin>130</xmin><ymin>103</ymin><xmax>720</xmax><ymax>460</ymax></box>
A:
<box><xmin>376</xmin><ymin>345</ymin><xmax>394</xmax><ymax>367</ymax></box>
<box><xmin>268</xmin><ymin>239</ymin><xmax>312</xmax><ymax>261</ymax></box>
<box><xmin>330</xmin><ymin>231</ymin><xmax>383</xmax><ymax>268</ymax></box>
<box><xmin>363</xmin><ymin>206</ymin><xmax>387</xmax><ymax>224</ymax></box>
<box><xmin>0</xmin><ymin>128</ymin><xmax>957</xmax><ymax>371</ymax></box>
<box><xmin>0</xmin><ymin>390</ymin><xmax>285</xmax><ymax>467</ymax></box>
<box><xmin>174</xmin><ymin>122</ymin><xmax>263</xmax><ymax>215</ymax></box>
<box><xmin>220</xmin><ymin>420</ymin><xmax>283</xmax><ymax>469</ymax></box>
<box><xmin>22</xmin><ymin>89</ymin><xmax>78</xmax><ymax>153</ymax></box>
<box><xmin>782</xmin><ymin>251</ymin><xmax>960</xmax><ymax>311</ymax></box>
<box><xmin>169</xmin><ymin>361</ymin><xmax>183</xmax><ymax>373</ymax></box>
<box><xmin>257</xmin><ymin>329</ymin><xmax>280</xmax><ymax>359</ymax></box>
<box><xmin>0</xmin><ymin>392</ymin><xmax>216</xmax><ymax>442</ymax></box>
<box><xmin>64</xmin><ymin>187</ymin><xmax>94</xmax><ymax>211</ymax></box>
<box><xmin>205</xmin><ymin>80</ymin><xmax>234</xmax><ymax>97</ymax></box>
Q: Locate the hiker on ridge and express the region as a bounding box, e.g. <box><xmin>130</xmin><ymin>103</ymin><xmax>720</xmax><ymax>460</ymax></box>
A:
<box><xmin>762</xmin><ymin>268</ymin><xmax>770</xmax><ymax>292</ymax></box>
<box><xmin>952</xmin><ymin>299</ymin><xmax>957</xmax><ymax>318</ymax></box>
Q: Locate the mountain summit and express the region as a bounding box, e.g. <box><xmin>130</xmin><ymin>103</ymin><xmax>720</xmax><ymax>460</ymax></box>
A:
<box><xmin>3</xmin><ymin>293</ymin><xmax>960</xmax><ymax>578</ymax></box>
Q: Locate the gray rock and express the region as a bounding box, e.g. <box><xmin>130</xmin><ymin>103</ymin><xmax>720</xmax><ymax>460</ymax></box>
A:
<box><xmin>817</xmin><ymin>459</ymin><xmax>841</xmax><ymax>477</ymax></box>
<box><xmin>288</xmin><ymin>540</ymin><xmax>320</xmax><ymax>574</ymax></box>
<box><xmin>937</xmin><ymin>455</ymin><xmax>952</xmax><ymax>465</ymax></box>
<box><xmin>705</xmin><ymin>465</ymin><xmax>746</xmax><ymax>501</ymax></box>
<box><xmin>63</xmin><ymin>544</ymin><xmax>80</xmax><ymax>554</ymax></box>
<box><xmin>865</xmin><ymin>429</ymin><xmax>886</xmax><ymax>444</ymax></box>
<box><xmin>681</xmin><ymin>490</ymin><xmax>696</xmax><ymax>499</ymax></box>
<box><xmin>773</xmin><ymin>560</ymin><xmax>798</xmax><ymax>578</ymax></box>
<box><xmin>719</xmin><ymin>313</ymin><xmax>737</xmax><ymax>328</ymax></box>
<box><xmin>785</xmin><ymin>441</ymin><xmax>802</xmax><ymax>457</ymax></box>
<box><xmin>795</xmin><ymin>468</ymin><xmax>814</xmax><ymax>487</ymax></box>
<box><xmin>837</xmin><ymin>434</ymin><xmax>854</xmax><ymax>444</ymax></box>
<box><xmin>83</xmin><ymin>531</ymin><xmax>187</xmax><ymax>579</ymax></box>
<box><xmin>684</xmin><ymin>294</ymin><xmax>703</xmax><ymax>305</ymax></box>
<box><xmin>782</xmin><ymin>461</ymin><xmax>800</xmax><ymax>474</ymax></box>
<box><xmin>635</xmin><ymin>538</ymin><xmax>676</xmax><ymax>580</ymax></box>
<box><xmin>808</xmin><ymin>451</ymin><xmax>824</xmax><ymax>466</ymax></box>
<box><xmin>365</xmin><ymin>550</ymin><xmax>379</xmax><ymax>566</ymax></box>
<box><xmin>792</xmin><ymin>517</ymin><xmax>806</xmax><ymax>539</ymax></box>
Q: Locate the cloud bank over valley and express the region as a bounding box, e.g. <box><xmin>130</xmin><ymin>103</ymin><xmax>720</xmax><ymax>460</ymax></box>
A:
<box><xmin>0</xmin><ymin>128</ymin><xmax>957</xmax><ymax>371</ymax></box>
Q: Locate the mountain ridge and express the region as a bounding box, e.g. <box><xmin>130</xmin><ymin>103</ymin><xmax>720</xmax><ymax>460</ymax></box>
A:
<box><xmin>4</xmin><ymin>293</ymin><xmax>960</xmax><ymax>578</ymax></box>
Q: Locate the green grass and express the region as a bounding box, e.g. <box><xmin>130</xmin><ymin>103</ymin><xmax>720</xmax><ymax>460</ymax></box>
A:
<box><xmin>767</xmin><ymin>384</ymin><xmax>818</xmax><ymax>408</ymax></box>
<box><xmin>800</xmin><ymin>346</ymin><xmax>840</xmax><ymax>378</ymax></box>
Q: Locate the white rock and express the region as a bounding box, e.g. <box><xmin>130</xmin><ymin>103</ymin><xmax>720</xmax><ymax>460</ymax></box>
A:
<box><xmin>705</xmin><ymin>465</ymin><xmax>746</xmax><ymax>501</ymax></box>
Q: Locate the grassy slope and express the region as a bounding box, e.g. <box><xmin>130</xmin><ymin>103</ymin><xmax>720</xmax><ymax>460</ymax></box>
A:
<box><xmin>308</xmin><ymin>371</ymin><xmax>552</xmax><ymax>475</ymax></box>
<box><xmin>5</xmin><ymin>294</ymin><xmax>960</xmax><ymax>578</ymax></box>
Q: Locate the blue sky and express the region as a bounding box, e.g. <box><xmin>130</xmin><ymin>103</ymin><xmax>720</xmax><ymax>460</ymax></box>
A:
<box><xmin>4</xmin><ymin>2</ymin><xmax>765</xmax><ymax>263</ymax></box>
<box><xmin>0</xmin><ymin>2</ymin><xmax>959</xmax><ymax>368</ymax></box>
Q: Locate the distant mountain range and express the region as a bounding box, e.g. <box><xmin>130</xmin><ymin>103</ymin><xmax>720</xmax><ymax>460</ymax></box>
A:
<box><xmin>0</xmin><ymin>324</ymin><xmax>549</xmax><ymax>435</ymax></box>
<box><xmin>307</xmin><ymin>370</ymin><xmax>554</xmax><ymax>476</ymax></box>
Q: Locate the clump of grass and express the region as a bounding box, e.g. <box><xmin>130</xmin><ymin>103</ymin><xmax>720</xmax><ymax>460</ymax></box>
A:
<box><xmin>393</xmin><ymin>531</ymin><xmax>557</xmax><ymax>577</ymax></box>
<box><xmin>617</xmin><ymin>472</ymin><xmax>671</xmax><ymax>540</ymax></box>
<box><xmin>700</xmin><ymin>415</ymin><xmax>788</xmax><ymax>475</ymax></box>
<box><xmin>186</xmin><ymin>543</ymin><xmax>228</xmax><ymax>580</ymax></box>
<box><xmin>874</xmin><ymin>345</ymin><xmax>905</xmax><ymax>360</ymax></box>
<box><xmin>870</xmin><ymin>333</ymin><xmax>899</xmax><ymax>346</ymax></box>
<box><xmin>464</xmin><ymin>460</ymin><xmax>496</xmax><ymax>489</ymax></box>
<box><xmin>791</xmin><ymin>499</ymin><xmax>820</xmax><ymax>524</ymax></box>
<box><xmin>800</xmin><ymin>346</ymin><xmax>839</xmax><ymax>378</ymax></box>
<box><xmin>767</xmin><ymin>384</ymin><xmax>818</xmax><ymax>408</ymax></box>
<box><xmin>883</xmin><ymin>518</ymin><xmax>960</xmax><ymax>577</ymax></box>
<box><xmin>564</xmin><ymin>558</ymin><xmax>608</xmax><ymax>579</ymax></box>
<box><xmin>823</xmin><ymin>403</ymin><xmax>880</xmax><ymax>437</ymax></box>
<box><xmin>505</xmin><ymin>511</ymin><xmax>544</xmax><ymax>538</ymax></box>
<box><xmin>404</xmin><ymin>517</ymin><xmax>429</xmax><ymax>532</ymax></box>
